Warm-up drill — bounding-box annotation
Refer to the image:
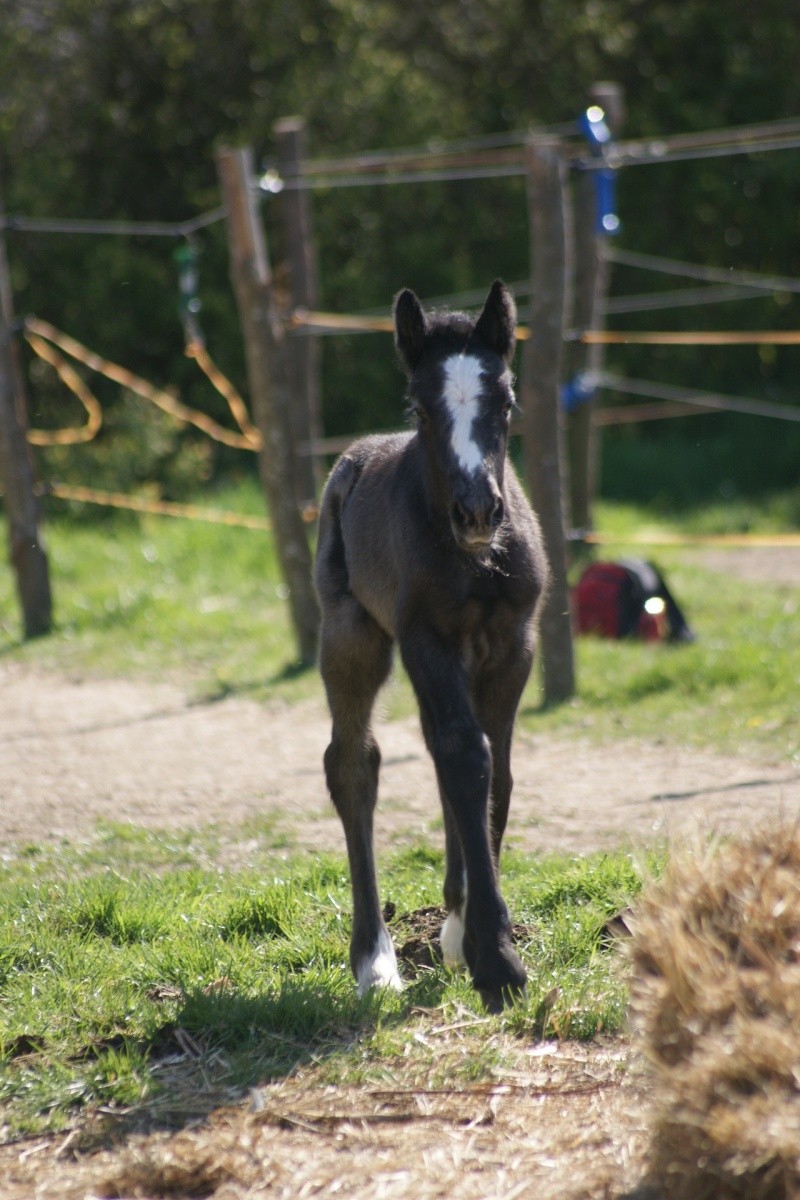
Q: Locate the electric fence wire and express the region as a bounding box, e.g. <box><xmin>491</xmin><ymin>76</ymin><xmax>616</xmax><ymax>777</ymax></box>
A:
<box><xmin>294</xmin><ymin>280</ymin><xmax>796</xmax><ymax>334</ymax></box>
<box><xmin>599</xmin><ymin>372</ymin><xmax>800</xmax><ymax>423</ymax></box>
<box><xmin>6</xmin><ymin>118</ymin><xmax>800</xmax><ymax>233</ymax></box>
<box><xmin>268</xmin><ymin>123</ymin><xmax>800</xmax><ymax>191</ymax></box>
<box><xmin>261</xmin><ymin>163</ymin><xmax>528</xmax><ymax>191</ymax></box>
<box><xmin>608</xmin><ymin>247</ymin><xmax>800</xmax><ymax>294</ymax></box>
<box><xmin>381</xmin><ymin>250</ymin><xmax>800</xmax><ymax>323</ymax></box>
<box><xmin>263</xmin><ymin>120</ymin><xmax>581</xmax><ymax>178</ymax></box>
<box><xmin>268</xmin><ymin>131</ymin><xmax>800</xmax><ymax>192</ymax></box>
<box><xmin>0</xmin><ymin>207</ymin><xmax>226</xmax><ymax>238</ymax></box>
<box><xmin>583</xmin><ymin>131</ymin><xmax>800</xmax><ymax>170</ymax></box>
<box><xmin>344</xmin><ymin>282</ymin><xmax>784</xmax><ymax>326</ymax></box>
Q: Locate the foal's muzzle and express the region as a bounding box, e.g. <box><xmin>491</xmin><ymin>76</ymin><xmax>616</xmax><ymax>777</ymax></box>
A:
<box><xmin>451</xmin><ymin>492</ymin><xmax>505</xmax><ymax>551</ymax></box>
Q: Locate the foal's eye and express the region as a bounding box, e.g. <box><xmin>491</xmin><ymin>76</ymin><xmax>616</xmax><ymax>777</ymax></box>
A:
<box><xmin>502</xmin><ymin>400</ymin><xmax>513</xmax><ymax>421</ymax></box>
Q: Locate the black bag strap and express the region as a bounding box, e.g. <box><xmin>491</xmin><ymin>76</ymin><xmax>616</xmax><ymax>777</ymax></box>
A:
<box><xmin>651</xmin><ymin>565</ymin><xmax>696</xmax><ymax>643</ymax></box>
<box><xmin>617</xmin><ymin>558</ymin><xmax>696</xmax><ymax>643</ymax></box>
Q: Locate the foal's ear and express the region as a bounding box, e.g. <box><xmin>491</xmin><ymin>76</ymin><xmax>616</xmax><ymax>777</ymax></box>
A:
<box><xmin>474</xmin><ymin>279</ymin><xmax>517</xmax><ymax>364</ymax></box>
<box><xmin>393</xmin><ymin>288</ymin><xmax>428</xmax><ymax>374</ymax></box>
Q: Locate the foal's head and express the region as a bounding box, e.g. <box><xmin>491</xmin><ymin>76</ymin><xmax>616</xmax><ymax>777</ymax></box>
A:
<box><xmin>394</xmin><ymin>280</ymin><xmax>518</xmax><ymax>556</ymax></box>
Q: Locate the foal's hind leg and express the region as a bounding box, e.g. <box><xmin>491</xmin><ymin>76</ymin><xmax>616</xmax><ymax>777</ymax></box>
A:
<box><xmin>320</xmin><ymin>600</ymin><xmax>397</xmax><ymax>995</ymax></box>
<box><xmin>439</xmin><ymin>803</ymin><xmax>467</xmax><ymax>967</ymax></box>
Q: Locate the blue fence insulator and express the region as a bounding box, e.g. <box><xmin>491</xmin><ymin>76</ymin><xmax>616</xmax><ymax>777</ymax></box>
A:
<box><xmin>579</xmin><ymin>105</ymin><xmax>612</xmax><ymax>150</ymax></box>
<box><xmin>579</xmin><ymin>105</ymin><xmax>620</xmax><ymax>237</ymax></box>
<box><xmin>561</xmin><ymin>371</ymin><xmax>598</xmax><ymax>413</ymax></box>
<box><xmin>596</xmin><ymin>169</ymin><xmax>620</xmax><ymax>235</ymax></box>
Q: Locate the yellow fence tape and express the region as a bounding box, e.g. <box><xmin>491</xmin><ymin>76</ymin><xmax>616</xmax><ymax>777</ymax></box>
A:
<box><xmin>47</xmin><ymin>483</ymin><xmax>272</xmax><ymax>530</ymax></box>
<box><xmin>24</xmin><ymin>317</ymin><xmax>261</xmax><ymax>451</ymax></box>
<box><xmin>24</xmin><ymin>332</ymin><xmax>103</xmax><ymax>445</ymax></box>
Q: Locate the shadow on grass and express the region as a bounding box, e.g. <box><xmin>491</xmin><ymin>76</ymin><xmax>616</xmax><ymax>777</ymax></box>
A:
<box><xmin>189</xmin><ymin>660</ymin><xmax>316</xmax><ymax>706</ymax></box>
<box><xmin>268</xmin><ymin>660</ymin><xmax>317</xmax><ymax>685</ymax></box>
<box><xmin>75</xmin><ymin>930</ymin><xmax>451</xmax><ymax>1153</ymax></box>
<box><xmin>0</xmin><ymin>634</ymin><xmax>25</xmax><ymax>657</ymax></box>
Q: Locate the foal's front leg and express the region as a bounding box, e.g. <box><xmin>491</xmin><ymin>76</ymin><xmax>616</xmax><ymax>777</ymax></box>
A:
<box><xmin>320</xmin><ymin>603</ymin><xmax>400</xmax><ymax>995</ymax></box>
<box><xmin>400</xmin><ymin>628</ymin><xmax>526</xmax><ymax>1012</ymax></box>
<box><xmin>474</xmin><ymin>629</ymin><xmax>535</xmax><ymax>866</ymax></box>
<box><xmin>440</xmin><ymin>639</ymin><xmax>533</xmax><ymax>973</ymax></box>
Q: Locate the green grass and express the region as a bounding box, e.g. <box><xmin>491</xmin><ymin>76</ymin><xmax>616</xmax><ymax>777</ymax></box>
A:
<box><xmin>0</xmin><ymin>480</ymin><xmax>316</xmax><ymax>704</ymax></box>
<box><xmin>0</xmin><ymin>829</ymin><xmax>646</xmax><ymax>1139</ymax></box>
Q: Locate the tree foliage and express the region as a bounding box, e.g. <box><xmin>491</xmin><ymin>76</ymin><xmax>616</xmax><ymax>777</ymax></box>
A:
<box><xmin>1</xmin><ymin>0</ymin><xmax>799</xmax><ymax>500</ymax></box>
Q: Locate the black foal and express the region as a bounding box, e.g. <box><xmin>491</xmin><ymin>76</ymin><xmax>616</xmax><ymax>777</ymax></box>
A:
<box><xmin>315</xmin><ymin>280</ymin><xmax>548</xmax><ymax>1011</ymax></box>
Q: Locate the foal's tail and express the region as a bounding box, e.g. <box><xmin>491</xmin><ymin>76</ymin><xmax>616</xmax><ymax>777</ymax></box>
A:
<box><xmin>314</xmin><ymin>453</ymin><xmax>358</xmax><ymax>604</ymax></box>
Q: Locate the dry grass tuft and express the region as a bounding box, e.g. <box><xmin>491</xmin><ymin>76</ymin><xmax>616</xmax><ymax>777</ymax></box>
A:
<box><xmin>629</xmin><ymin>823</ymin><xmax>800</xmax><ymax>1199</ymax></box>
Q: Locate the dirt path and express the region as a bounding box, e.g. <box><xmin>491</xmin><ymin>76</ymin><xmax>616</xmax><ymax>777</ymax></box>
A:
<box><xmin>1</xmin><ymin>660</ymin><xmax>798</xmax><ymax>861</ymax></box>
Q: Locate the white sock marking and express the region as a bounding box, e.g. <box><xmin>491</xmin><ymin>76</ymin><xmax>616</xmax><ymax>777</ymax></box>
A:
<box><xmin>440</xmin><ymin>906</ymin><xmax>466</xmax><ymax>967</ymax></box>
<box><xmin>356</xmin><ymin>930</ymin><xmax>403</xmax><ymax>996</ymax></box>
<box><xmin>443</xmin><ymin>354</ymin><xmax>484</xmax><ymax>474</ymax></box>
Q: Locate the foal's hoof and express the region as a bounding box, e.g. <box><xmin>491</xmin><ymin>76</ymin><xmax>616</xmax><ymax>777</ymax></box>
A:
<box><xmin>473</xmin><ymin>943</ymin><xmax>527</xmax><ymax>1013</ymax></box>
<box><xmin>440</xmin><ymin>908</ymin><xmax>467</xmax><ymax>967</ymax></box>
<box><xmin>357</xmin><ymin>971</ymin><xmax>404</xmax><ymax>998</ymax></box>
<box><xmin>478</xmin><ymin>980</ymin><xmax>527</xmax><ymax>1014</ymax></box>
<box><xmin>355</xmin><ymin>939</ymin><xmax>404</xmax><ymax>997</ymax></box>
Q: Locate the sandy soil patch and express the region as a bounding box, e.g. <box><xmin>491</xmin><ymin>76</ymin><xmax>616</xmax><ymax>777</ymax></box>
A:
<box><xmin>2</xmin><ymin>664</ymin><xmax>798</xmax><ymax>864</ymax></box>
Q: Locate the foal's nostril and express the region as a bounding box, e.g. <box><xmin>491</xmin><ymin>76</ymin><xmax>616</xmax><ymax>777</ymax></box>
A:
<box><xmin>452</xmin><ymin>499</ymin><xmax>471</xmax><ymax>530</ymax></box>
<box><xmin>452</xmin><ymin>495</ymin><xmax>502</xmax><ymax>541</ymax></box>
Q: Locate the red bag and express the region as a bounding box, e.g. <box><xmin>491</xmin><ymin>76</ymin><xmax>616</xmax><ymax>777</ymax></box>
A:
<box><xmin>572</xmin><ymin>559</ymin><xmax>694</xmax><ymax>643</ymax></box>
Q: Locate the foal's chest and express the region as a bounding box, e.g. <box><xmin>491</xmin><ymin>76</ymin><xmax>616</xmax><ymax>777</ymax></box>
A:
<box><xmin>458</xmin><ymin>597</ymin><xmax>512</xmax><ymax>674</ymax></box>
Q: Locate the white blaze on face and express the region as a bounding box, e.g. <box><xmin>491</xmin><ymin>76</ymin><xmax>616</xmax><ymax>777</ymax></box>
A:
<box><xmin>443</xmin><ymin>354</ymin><xmax>485</xmax><ymax>474</ymax></box>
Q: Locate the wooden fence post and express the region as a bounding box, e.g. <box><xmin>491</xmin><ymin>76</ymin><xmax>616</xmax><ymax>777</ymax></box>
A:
<box><xmin>0</xmin><ymin>198</ymin><xmax>52</xmax><ymax>639</ymax></box>
<box><xmin>520</xmin><ymin>138</ymin><xmax>575</xmax><ymax>705</ymax></box>
<box><xmin>273</xmin><ymin>117</ymin><xmax>324</xmax><ymax>507</ymax></box>
<box><xmin>566</xmin><ymin>82</ymin><xmax>624</xmax><ymax>534</ymax></box>
<box><xmin>216</xmin><ymin>145</ymin><xmax>319</xmax><ymax>666</ymax></box>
